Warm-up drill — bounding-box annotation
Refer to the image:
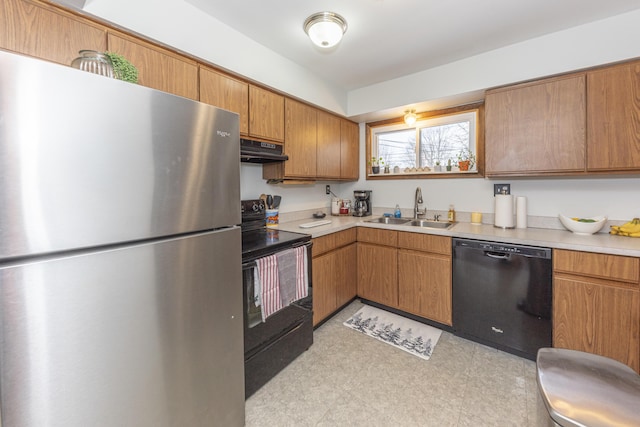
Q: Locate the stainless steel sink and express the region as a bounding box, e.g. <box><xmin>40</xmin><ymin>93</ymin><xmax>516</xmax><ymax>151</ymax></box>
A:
<box><xmin>407</xmin><ymin>219</ymin><xmax>456</xmax><ymax>229</ymax></box>
<box><xmin>365</xmin><ymin>217</ymin><xmax>411</xmax><ymax>225</ymax></box>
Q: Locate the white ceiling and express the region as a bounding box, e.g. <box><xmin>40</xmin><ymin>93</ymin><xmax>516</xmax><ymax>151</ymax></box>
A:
<box><xmin>184</xmin><ymin>0</ymin><xmax>640</xmax><ymax>92</ymax></box>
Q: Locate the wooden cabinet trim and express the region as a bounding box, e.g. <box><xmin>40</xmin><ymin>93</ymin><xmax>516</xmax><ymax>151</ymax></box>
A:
<box><xmin>357</xmin><ymin>228</ymin><xmax>398</xmax><ymax>247</ymax></box>
<box><xmin>554</xmin><ymin>249</ymin><xmax>639</xmax><ymax>285</ymax></box>
<box><xmin>312</xmin><ymin>229</ymin><xmax>356</xmax><ymax>258</ymax></box>
<box><xmin>397</xmin><ymin>232</ymin><xmax>451</xmax><ymax>255</ymax></box>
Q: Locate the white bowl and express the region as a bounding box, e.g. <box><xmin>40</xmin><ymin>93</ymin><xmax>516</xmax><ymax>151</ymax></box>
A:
<box><xmin>559</xmin><ymin>214</ymin><xmax>607</xmax><ymax>235</ymax></box>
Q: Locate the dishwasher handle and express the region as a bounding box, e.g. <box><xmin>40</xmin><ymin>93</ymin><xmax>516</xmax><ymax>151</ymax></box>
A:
<box><xmin>485</xmin><ymin>251</ymin><xmax>510</xmax><ymax>260</ymax></box>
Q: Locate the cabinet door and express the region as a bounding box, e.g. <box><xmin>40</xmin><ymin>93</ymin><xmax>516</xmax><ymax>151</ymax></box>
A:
<box><xmin>398</xmin><ymin>250</ymin><xmax>452</xmax><ymax>325</ymax></box>
<box><xmin>340</xmin><ymin>120</ymin><xmax>359</xmax><ymax>180</ymax></box>
<box><xmin>107</xmin><ymin>33</ymin><xmax>198</xmax><ymax>100</ymax></box>
<box><xmin>199</xmin><ymin>66</ymin><xmax>248</xmax><ymax>134</ymax></box>
<box><xmin>357</xmin><ymin>243</ymin><xmax>397</xmax><ymax>307</ymax></box>
<box><xmin>312</xmin><ymin>250</ymin><xmax>338</xmax><ymax>326</ymax></box>
<box><xmin>553</xmin><ymin>277</ymin><xmax>640</xmax><ymax>372</ymax></box>
<box><xmin>336</xmin><ymin>243</ymin><xmax>357</xmax><ymax>308</ymax></box>
<box><xmin>316</xmin><ymin>110</ymin><xmax>341</xmax><ymax>179</ymax></box>
<box><xmin>0</xmin><ymin>0</ymin><xmax>106</xmax><ymax>66</ymax></box>
<box><xmin>249</xmin><ymin>85</ymin><xmax>284</xmax><ymax>142</ymax></box>
<box><xmin>587</xmin><ymin>60</ymin><xmax>640</xmax><ymax>171</ymax></box>
<box><xmin>485</xmin><ymin>74</ymin><xmax>586</xmax><ymax>176</ymax></box>
<box><xmin>284</xmin><ymin>98</ymin><xmax>317</xmax><ymax>177</ymax></box>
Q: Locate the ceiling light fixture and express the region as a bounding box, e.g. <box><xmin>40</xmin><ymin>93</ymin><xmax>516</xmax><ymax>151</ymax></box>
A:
<box><xmin>303</xmin><ymin>12</ymin><xmax>348</xmax><ymax>48</ymax></box>
<box><xmin>404</xmin><ymin>110</ymin><xmax>417</xmax><ymax>126</ymax></box>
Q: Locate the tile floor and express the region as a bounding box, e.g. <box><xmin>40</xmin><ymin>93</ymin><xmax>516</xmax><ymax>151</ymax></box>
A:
<box><xmin>245</xmin><ymin>300</ymin><xmax>546</xmax><ymax>427</ymax></box>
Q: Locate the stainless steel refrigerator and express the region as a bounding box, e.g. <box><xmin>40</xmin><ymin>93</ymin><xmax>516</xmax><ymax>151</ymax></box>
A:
<box><xmin>0</xmin><ymin>50</ymin><xmax>244</xmax><ymax>426</ymax></box>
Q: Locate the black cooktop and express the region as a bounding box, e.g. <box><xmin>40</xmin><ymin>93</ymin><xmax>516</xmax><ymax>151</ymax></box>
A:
<box><xmin>241</xmin><ymin>228</ymin><xmax>311</xmax><ymax>260</ymax></box>
<box><xmin>240</xmin><ymin>199</ymin><xmax>310</xmax><ymax>260</ymax></box>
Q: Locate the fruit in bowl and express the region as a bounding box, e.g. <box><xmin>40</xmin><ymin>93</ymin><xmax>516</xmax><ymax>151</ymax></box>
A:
<box><xmin>558</xmin><ymin>214</ymin><xmax>607</xmax><ymax>235</ymax></box>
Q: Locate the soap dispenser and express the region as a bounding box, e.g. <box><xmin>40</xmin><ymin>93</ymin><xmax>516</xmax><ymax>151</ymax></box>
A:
<box><xmin>394</xmin><ymin>204</ymin><xmax>402</xmax><ymax>218</ymax></box>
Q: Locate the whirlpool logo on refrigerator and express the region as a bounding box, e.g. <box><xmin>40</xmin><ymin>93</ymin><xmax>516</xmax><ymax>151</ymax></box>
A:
<box><xmin>217</xmin><ymin>130</ymin><xmax>231</xmax><ymax>138</ymax></box>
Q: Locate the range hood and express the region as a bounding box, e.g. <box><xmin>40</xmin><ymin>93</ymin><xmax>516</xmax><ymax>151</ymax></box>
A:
<box><xmin>240</xmin><ymin>139</ymin><xmax>288</xmax><ymax>163</ymax></box>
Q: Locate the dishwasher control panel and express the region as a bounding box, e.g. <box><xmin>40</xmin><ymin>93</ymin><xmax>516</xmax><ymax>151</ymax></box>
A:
<box><xmin>454</xmin><ymin>238</ymin><xmax>551</xmax><ymax>258</ymax></box>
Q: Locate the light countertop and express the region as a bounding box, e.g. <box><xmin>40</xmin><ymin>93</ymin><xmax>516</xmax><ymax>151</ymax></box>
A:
<box><xmin>276</xmin><ymin>215</ymin><xmax>640</xmax><ymax>257</ymax></box>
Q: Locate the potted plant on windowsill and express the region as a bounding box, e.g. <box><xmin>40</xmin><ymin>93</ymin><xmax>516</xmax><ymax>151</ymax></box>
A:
<box><xmin>457</xmin><ymin>149</ymin><xmax>476</xmax><ymax>172</ymax></box>
<box><xmin>446</xmin><ymin>159</ymin><xmax>453</xmax><ymax>172</ymax></box>
<box><xmin>369</xmin><ymin>156</ymin><xmax>383</xmax><ymax>174</ymax></box>
<box><xmin>434</xmin><ymin>161</ymin><xmax>442</xmax><ymax>172</ymax></box>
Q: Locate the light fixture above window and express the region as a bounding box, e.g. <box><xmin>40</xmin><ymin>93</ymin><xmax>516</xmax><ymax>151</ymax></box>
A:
<box><xmin>303</xmin><ymin>12</ymin><xmax>348</xmax><ymax>48</ymax></box>
<box><xmin>404</xmin><ymin>110</ymin><xmax>417</xmax><ymax>126</ymax></box>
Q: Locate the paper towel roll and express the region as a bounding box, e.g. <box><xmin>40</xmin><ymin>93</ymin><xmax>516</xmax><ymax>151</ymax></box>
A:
<box><xmin>516</xmin><ymin>196</ymin><xmax>527</xmax><ymax>229</ymax></box>
<box><xmin>494</xmin><ymin>194</ymin><xmax>514</xmax><ymax>228</ymax></box>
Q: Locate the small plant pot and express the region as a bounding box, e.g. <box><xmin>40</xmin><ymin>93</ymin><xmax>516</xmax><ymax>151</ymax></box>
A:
<box><xmin>434</xmin><ymin>165</ymin><xmax>442</xmax><ymax>172</ymax></box>
<box><xmin>371</xmin><ymin>166</ymin><xmax>380</xmax><ymax>174</ymax></box>
<box><xmin>446</xmin><ymin>165</ymin><xmax>452</xmax><ymax>172</ymax></box>
<box><xmin>458</xmin><ymin>160</ymin><xmax>470</xmax><ymax>171</ymax></box>
<box><xmin>384</xmin><ymin>166</ymin><xmax>390</xmax><ymax>174</ymax></box>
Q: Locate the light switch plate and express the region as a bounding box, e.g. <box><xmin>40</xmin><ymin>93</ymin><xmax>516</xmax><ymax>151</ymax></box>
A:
<box><xmin>494</xmin><ymin>183</ymin><xmax>511</xmax><ymax>195</ymax></box>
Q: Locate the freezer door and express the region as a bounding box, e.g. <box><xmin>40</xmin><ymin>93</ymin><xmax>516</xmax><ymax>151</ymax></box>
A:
<box><xmin>0</xmin><ymin>228</ymin><xmax>244</xmax><ymax>427</ymax></box>
<box><xmin>0</xmin><ymin>50</ymin><xmax>240</xmax><ymax>259</ymax></box>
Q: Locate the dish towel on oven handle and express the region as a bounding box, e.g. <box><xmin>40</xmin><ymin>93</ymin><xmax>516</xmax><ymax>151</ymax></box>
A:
<box><xmin>255</xmin><ymin>246</ymin><xmax>309</xmax><ymax>321</ymax></box>
<box><xmin>256</xmin><ymin>254</ymin><xmax>282</xmax><ymax>321</ymax></box>
<box><xmin>276</xmin><ymin>246</ymin><xmax>309</xmax><ymax>306</ymax></box>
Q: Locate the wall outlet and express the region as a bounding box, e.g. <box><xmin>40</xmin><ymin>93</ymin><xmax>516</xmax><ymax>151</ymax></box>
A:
<box><xmin>326</xmin><ymin>185</ymin><xmax>331</xmax><ymax>195</ymax></box>
<box><xmin>494</xmin><ymin>183</ymin><xmax>511</xmax><ymax>195</ymax></box>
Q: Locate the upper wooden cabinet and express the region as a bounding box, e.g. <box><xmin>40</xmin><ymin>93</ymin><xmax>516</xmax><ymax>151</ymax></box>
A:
<box><xmin>316</xmin><ymin>110</ymin><xmax>341</xmax><ymax>179</ymax></box>
<box><xmin>249</xmin><ymin>85</ymin><xmax>284</xmax><ymax>142</ymax></box>
<box><xmin>283</xmin><ymin>98</ymin><xmax>317</xmax><ymax>178</ymax></box>
<box><xmin>107</xmin><ymin>33</ymin><xmax>198</xmax><ymax>100</ymax></box>
<box><xmin>587</xmin><ymin>60</ymin><xmax>640</xmax><ymax>172</ymax></box>
<box><xmin>485</xmin><ymin>73</ymin><xmax>586</xmax><ymax>176</ymax></box>
<box><xmin>0</xmin><ymin>0</ymin><xmax>107</xmax><ymax>66</ymax></box>
<box><xmin>340</xmin><ymin>120</ymin><xmax>359</xmax><ymax>180</ymax></box>
<box><xmin>199</xmin><ymin>66</ymin><xmax>248</xmax><ymax>134</ymax></box>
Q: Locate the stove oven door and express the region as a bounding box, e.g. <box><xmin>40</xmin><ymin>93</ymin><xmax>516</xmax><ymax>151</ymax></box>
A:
<box><xmin>241</xmin><ymin>260</ymin><xmax>311</xmax><ymax>356</ymax></box>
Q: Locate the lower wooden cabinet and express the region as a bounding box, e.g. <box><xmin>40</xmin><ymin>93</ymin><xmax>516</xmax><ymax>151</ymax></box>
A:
<box><xmin>398</xmin><ymin>249</ymin><xmax>452</xmax><ymax>326</ymax></box>
<box><xmin>312</xmin><ymin>229</ymin><xmax>356</xmax><ymax>326</ymax></box>
<box><xmin>357</xmin><ymin>242</ymin><xmax>398</xmax><ymax>307</ymax></box>
<box><xmin>355</xmin><ymin>228</ymin><xmax>453</xmax><ymax>326</ymax></box>
<box><xmin>553</xmin><ymin>249</ymin><xmax>640</xmax><ymax>372</ymax></box>
<box><xmin>397</xmin><ymin>232</ymin><xmax>452</xmax><ymax>325</ymax></box>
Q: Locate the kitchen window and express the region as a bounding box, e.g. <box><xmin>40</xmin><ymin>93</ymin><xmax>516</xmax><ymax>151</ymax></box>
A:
<box><xmin>367</xmin><ymin>106</ymin><xmax>481</xmax><ymax>178</ymax></box>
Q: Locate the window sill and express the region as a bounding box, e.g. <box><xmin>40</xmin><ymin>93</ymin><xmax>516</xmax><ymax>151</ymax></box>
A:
<box><xmin>367</xmin><ymin>170</ymin><xmax>481</xmax><ymax>179</ymax></box>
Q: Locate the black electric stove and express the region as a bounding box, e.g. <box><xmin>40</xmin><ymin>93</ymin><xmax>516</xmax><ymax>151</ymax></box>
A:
<box><xmin>240</xmin><ymin>199</ymin><xmax>313</xmax><ymax>398</ymax></box>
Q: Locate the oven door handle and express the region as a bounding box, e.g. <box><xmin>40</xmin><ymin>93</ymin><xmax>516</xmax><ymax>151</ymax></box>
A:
<box><xmin>242</xmin><ymin>260</ymin><xmax>257</xmax><ymax>269</ymax></box>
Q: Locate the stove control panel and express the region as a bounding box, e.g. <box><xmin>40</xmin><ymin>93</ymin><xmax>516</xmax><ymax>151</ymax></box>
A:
<box><xmin>241</xmin><ymin>199</ymin><xmax>266</xmax><ymax>224</ymax></box>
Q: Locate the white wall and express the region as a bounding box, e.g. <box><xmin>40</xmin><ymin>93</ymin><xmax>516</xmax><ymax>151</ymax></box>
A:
<box><xmin>83</xmin><ymin>1</ymin><xmax>640</xmax><ymax>221</ymax></box>
<box><xmin>337</xmin><ymin>125</ymin><xmax>640</xmax><ymax>222</ymax></box>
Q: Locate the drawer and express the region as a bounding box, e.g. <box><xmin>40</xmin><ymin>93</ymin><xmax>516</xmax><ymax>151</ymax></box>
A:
<box><xmin>312</xmin><ymin>228</ymin><xmax>356</xmax><ymax>257</ymax></box>
<box><xmin>397</xmin><ymin>232</ymin><xmax>451</xmax><ymax>255</ymax></box>
<box><xmin>554</xmin><ymin>249</ymin><xmax>640</xmax><ymax>284</ymax></box>
<box><xmin>357</xmin><ymin>228</ymin><xmax>397</xmax><ymax>247</ymax></box>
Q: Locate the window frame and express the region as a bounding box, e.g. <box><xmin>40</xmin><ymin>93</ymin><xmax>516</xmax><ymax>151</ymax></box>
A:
<box><xmin>366</xmin><ymin>103</ymin><xmax>484</xmax><ymax>180</ymax></box>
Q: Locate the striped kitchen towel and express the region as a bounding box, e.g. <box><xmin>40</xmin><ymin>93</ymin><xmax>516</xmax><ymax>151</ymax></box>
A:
<box><xmin>295</xmin><ymin>245</ymin><xmax>308</xmax><ymax>300</ymax></box>
<box><xmin>256</xmin><ymin>254</ymin><xmax>282</xmax><ymax>321</ymax></box>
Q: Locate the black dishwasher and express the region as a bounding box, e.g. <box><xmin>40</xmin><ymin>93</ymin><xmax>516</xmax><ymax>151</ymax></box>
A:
<box><xmin>452</xmin><ymin>238</ymin><xmax>552</xmax><ymax>360</ymax></box>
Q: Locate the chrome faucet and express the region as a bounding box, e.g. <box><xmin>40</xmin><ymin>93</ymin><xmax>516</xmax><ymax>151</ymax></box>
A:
<box><xmin>414</xmin><ymin>187</ymin><xmax>426</xmax><ymax>219</ymax></box>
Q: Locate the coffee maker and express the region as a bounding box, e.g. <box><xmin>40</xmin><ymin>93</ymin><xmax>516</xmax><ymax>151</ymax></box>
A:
<box><xmin>353</xmin><ymin>190</ymin><xmax>372</xmax><ymax>217</ymax></box>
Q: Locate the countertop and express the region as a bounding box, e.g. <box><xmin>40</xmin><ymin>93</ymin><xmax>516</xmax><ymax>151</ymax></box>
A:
<box><xmin>276</xmin><ymin>215</ymin><xmax>640</xmax><ymax>257</ymax></box>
